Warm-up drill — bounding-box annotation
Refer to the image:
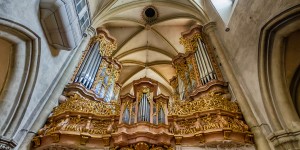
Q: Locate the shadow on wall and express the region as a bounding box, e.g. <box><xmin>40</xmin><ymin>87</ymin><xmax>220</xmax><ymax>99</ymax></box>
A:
<box><xmin>0</xmin><ymin>17</ymin><xmax>40</xmax><ymax>149</ymax></box>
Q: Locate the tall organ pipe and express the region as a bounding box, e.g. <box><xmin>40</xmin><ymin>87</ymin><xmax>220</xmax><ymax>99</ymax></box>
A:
<box><xmin>81</xmin><ymin>42</ymin><xmax>99</xmax><ymax>85</ymax></box>
<box><xmin>196</xmin><ymin>43</ymin><xmax>208</xmax><ymax>84</ymax></box>
<box><xmin>199</xmin><ymin>39</ymin><xmax>215</xmax><ymax>80</ymax></box>
<box><xmin>138</xmin><ymin>94</ymin><xmax>142</xmax><ymax>122</ymax></box>
<box><xmin>75</xmin><ymin>42</ymin><xmax>96</xmax><ymax>83</ymax></box>
<box><xmin>195</xmin><ymin>51</ymin><xmax>205</xmax><ymax>84</ymax></box>
<box><xmin>197</xmin><ymin>39</ymin><xmax>210</xmax><ymax>82</ymax></box>
<box><xmin>143</xmin><ymin>94</ymin><xmax>146</xmax><ymax>121</ymax></box>
<box><xmin>83</xmin><ymin>42</ymin><xmax>99</xmax><ymax>85</ymax></box>
<box><xmin>202</xmin><ymin>42</ymin><xmax>217</xmax><ymax>80</ymax></box>
<box><xmin>85</xmin><ymin>51</ymin><xmax>100</xmax><ymax>88</ymax></box>
<box><xmin>146</xmin><ymin>96</ymin><xmax>149</xmax><ymax>122</ymax></box>
<box><xmin>87</xmin><ymin>55</ymin><xmax>102</xmax><ymax>89</ymax></box>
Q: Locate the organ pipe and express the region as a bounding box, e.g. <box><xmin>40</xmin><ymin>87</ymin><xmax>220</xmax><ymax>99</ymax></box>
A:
<box><xmin>74</xmin><ymin>42</ymin><xmax>94</xmax><ymax>83</ymax></box>
<box><xmin>87</xmin><ymin>54</ymin><xmax>102</xmax><ymax>89</ymax></box>
<box><xmin>82</xmin><ymin>42</ymin><xmax>99</xmax><ymax>86</ymax></box>
<box><xmin>119</xmin><ymin>78</ymin><xmax>169</xmax><ymax>125</ymax></box>
<box><xmin>81</xmin><ymin>42</ymin><xmax>99</xmax><ymax>85</ymax></box>
<box><xmin>74</xmin><ymin>41</ymin><xmax>98</xmax><ymax>86</ymax></box>
<box><xmin>123</xmin><ymin>107</ymin><xmax>130</xmax><ymax>124</ymax></box>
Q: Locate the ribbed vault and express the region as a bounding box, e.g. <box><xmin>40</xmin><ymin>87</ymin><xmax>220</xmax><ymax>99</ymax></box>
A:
<box><xmin>88</xmin><ymin>0</ymin><xmax>209</xmax><ymax>96</ymax></box>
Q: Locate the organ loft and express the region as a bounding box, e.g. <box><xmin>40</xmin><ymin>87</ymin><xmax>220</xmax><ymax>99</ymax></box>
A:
<box><xmin>31</xmin><ymin>24</ymin><xmax>254</xmax><ymax>150</ymax></box>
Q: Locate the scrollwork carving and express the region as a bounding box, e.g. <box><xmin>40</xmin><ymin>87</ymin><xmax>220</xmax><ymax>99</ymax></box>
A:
<box><xmin>169</xmin><ymin>92</ymin><xmax>239</xmax><ymax>116</ymax></box>
<box><xmin>52</xmin><ymin>94</ymin><xmax>120</xmax><ymax>117</ymax></box>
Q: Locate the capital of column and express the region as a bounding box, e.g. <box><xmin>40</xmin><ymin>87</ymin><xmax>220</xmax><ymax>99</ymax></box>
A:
<box><xmin>0</xmin><ymin>137</ymin><xmax>17</xmax><ymax>150</ymax></box>
<box><xmin>202</xmin><ymin>22</ymin><xmax>217</xmax><ymax>35</ymax></box>
<box><xmin>87</xmin><ymin>26</ymin><xmax>97</xmax><ymax>36</ymax></box>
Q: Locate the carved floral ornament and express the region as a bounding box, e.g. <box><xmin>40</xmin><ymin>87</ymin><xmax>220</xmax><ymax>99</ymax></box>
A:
<box><xmin>111</xmin><ymin>142</ymin><xmax>174</xmax><ymax>150</ymax></box>
<box><xmin>32</xmin><ymin>91</ymin><xmax>253</xmax><ymax>149</ymax></box>
<box><xmin>91</xmin><ymin>32</ymin><xmax>117</xmax><ymax>57</ymax></box>
<box><xmin>179</xmin><ymin>33</ymin><xmax>201</xmax><ymax>52</ymax></box>
<box><xmin>52</xmin><ymin>94</ymin><xmax>120</xmax><ymax>117</ymax></box>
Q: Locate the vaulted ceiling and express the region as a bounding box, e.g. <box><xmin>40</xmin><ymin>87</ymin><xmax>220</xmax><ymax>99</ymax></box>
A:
<box><xmin>88</xmin><ymin>0</ymin><xmax>210</xmax><ymax>95</ymax></box>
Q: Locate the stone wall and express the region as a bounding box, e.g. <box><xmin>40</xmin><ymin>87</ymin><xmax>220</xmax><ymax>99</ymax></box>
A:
<box><xmin>0</xmin><ymin>0</ymin><xmax>91</xmax><ymax>149</ymax></box>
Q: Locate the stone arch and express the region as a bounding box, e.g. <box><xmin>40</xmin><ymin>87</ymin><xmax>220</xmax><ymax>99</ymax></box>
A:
<box><xmin>258</xmin><ymin>4</ymin><xmax>300</xmax><ymax>149</ymax></box>
<box><xmin>0</xmin><ymin>17</ymin><xmax>40</xmax><ymax>148</ymax></box>
<box><xmin>290</xmin><ymin>66</ymin><xmax>300</xmax><ymax>116</ymax></box>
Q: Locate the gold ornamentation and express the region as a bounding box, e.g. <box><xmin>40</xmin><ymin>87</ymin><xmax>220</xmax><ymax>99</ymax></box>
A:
<box><xmin>32</xmin><ymin>136</ymin><xmax>40</xmax><ymax>147</ymax></box>
<box><xmin>179</xmin><ymin>33</ymin><xmax>201</xmax><ymax>52</ymax></box>
<box><xmin>92</xmin><ymin>60</ymin><xmax>108</xmax><ymax>89</ymax></box>
<box><xmin>174</xmin><ymin>136</ymin><xmax>182</xmax><ymax>145</ymax></box>
<box><xmin>169</xmin><ymin>93</ymin><xmax>239</xmax><ymax>116</ymax></box>
<box><xmin>170</xmin><ymin>114</ymin><xmax>250</xmax><ymax>135</ymax></box>
<box><xmin>90</xmin><ymin>34</ymin><xmax>117</xmax><ymax>57</ymax></box>
<box><xmin>114</xmin><ymin>142</ymin><xmax>173</xmax><ymax>150</ymax></box>
<box><xmin>80</xmin><ymin>135</ymin><xmax>90</xmax><ymax>145</ymax></box>
<box><xmin>52</xmin><ymin>94</ymin><xmax>120</xmax><ymax>117</ymax></box>
<box><xmin>103</xmin><ymin>137</ymin><xmax>110</xmax><ymax>146</ymax></box>
<box><xmin>195</xmin><ymin>133</ymin><xmax>205</xmax><ymax>143</ymax></box>
<box><xmin>223</xmin><ymin>130</ymin><xmax>232</xmax><ymax>140</ymax></box>
<box><xmin>51</xmin><ymin>133</ymin><xmax>60</xmax><ymax>143</ymax></box>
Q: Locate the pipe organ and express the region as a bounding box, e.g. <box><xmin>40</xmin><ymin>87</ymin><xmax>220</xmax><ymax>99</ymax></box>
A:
<box><xmin>166</xmin><ymin>26</ymin><xmax>253</xmax><ymax>147</ymax></box>
<box><xmin>32</xmin><ymin>26</ymin><xmax>254</xmax><ymax>150</ymax></box>
<box><xmin>118</xmin><ymin>77</ymin><xmax>169</xmax><ymax>125</ymax></box>
<box><xmin>71</xmin><ymin>29</ymin><xmax>122</xmax><ymax>102</ymax></box>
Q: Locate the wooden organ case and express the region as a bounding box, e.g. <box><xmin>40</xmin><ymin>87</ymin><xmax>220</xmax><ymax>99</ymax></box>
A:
<box><xmin>112</xmin><ymin>77</ymin><xmax>172</xmax><ymax>148</ymax></box>
<box><xmin>31</xmin><ymin>26</ymin><xmax>254</xmax><ymax>150</ymax></box>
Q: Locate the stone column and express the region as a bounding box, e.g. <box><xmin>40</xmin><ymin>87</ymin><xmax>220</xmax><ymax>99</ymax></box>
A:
<box><xmin>15</xmin><ymin>28</ymin><xmax>95</xmax><ymax>150</ymax></box>
<box><xmin>202</xmin><ymin>22</ymin><xmax>271</xmax><ymax>150</ymax></box>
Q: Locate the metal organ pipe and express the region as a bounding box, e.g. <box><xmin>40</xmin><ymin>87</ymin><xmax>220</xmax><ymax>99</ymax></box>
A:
<box><xmin>202</xmin><ymin>42</ymin><xmax>217</xmax><ymax>80</ymax></box>
<box><xmin>86</xmin><ymin>51</ymin><xmax>100</xmax><ymax>88</ymax></box>
<box><xmin>194</xmin><ymin>51</ymin><xmax>204</xmax><ymax>84</ymax></box>
<box><xmin>143</xmin><ymin>94</ymin><xmax>146</xmax><ymax>121</ymax></box>
<box><xmin>199</xmin><ymin>39</ymin><xmax>214</xmax><ymax>81</ymax></box>
<box><xmin>81</xmin><ymin>42</ymin><xmax>99</xmax><ymax>84</ymax></box>
<box><xmin>138</xmin><ymin>94</ymin><xmax>142</xmax><ymax>122</ymax></box>
<box><xmin>83</xmin><ymin>42</ymin><xmax>100</xmax><ymax>86</ymax></box>
<box><xmin>146</xmin><ymin>95</ymin><xmax>149</xmax><ymax>122</ymax></box>
<box><xmin>87</xmin><ymin>55</ymin><xmax>102</xmax><ymax>89</ymax></box>
<box><xmin>197</xmin><ymin>39</ymin><xmax>210</xmax><ymax>83</ymax></box>
<box><xmin>75</xmin><ymin>42</ymin><xmax>96</xmax><ymax>83</ymax></box>
<box><xmin>196</xmin><ymin>43</ymin><xmax>208</xmax><ymax>84</ymax></box>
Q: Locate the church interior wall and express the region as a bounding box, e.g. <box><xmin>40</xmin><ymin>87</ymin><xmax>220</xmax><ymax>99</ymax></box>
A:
<box><xmin>0</xmin><ymin>0</ymin><xmax>89</xmax><ymax>148</ymax></box>
<box><xmin>204</xmin><ymin>0</ymin><xmax>300</xmax><ymax>136</ymax></box>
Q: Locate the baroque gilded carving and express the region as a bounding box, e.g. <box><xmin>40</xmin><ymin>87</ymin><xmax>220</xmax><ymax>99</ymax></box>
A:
<box><xmin>179</xmin><ymin>33</ymin><xmax>201</xmax><ymax>52</ymax></box>
<box><xmin>112</xmin><ymin>142</ymin><xmax>174</xmax><ymax>150</ymax></box>
<box><xmin>169</xmin><ymin>92</ymin><xmax>239</xmax><ymax>116</ymax></box>
<box><xmin>52</xmin><ymin>94</ymin><xmax>120</xmax><ymax>117</ymax></box>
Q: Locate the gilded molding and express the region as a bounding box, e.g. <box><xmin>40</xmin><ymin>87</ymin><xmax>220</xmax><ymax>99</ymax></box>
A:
<box><xmin>52</xmin><ymin>94</ymin><xmax>120</xmax><ymax>117</ymax></box>
<box><xmin>169</xmin><ymin>92</ymin><xmax>239</xmax><ymax>116</ymax></box>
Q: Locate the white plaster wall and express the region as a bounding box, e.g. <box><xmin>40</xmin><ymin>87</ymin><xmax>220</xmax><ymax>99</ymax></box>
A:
<box><xmin>0</xmin><ymin>0</ymin><xmax>78</xmax><ymax>142</ymax></box>
<box><xmin>203</xmin><ymin>0</ymin><xmax>300</xmax><ymax>133</ymax></box>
